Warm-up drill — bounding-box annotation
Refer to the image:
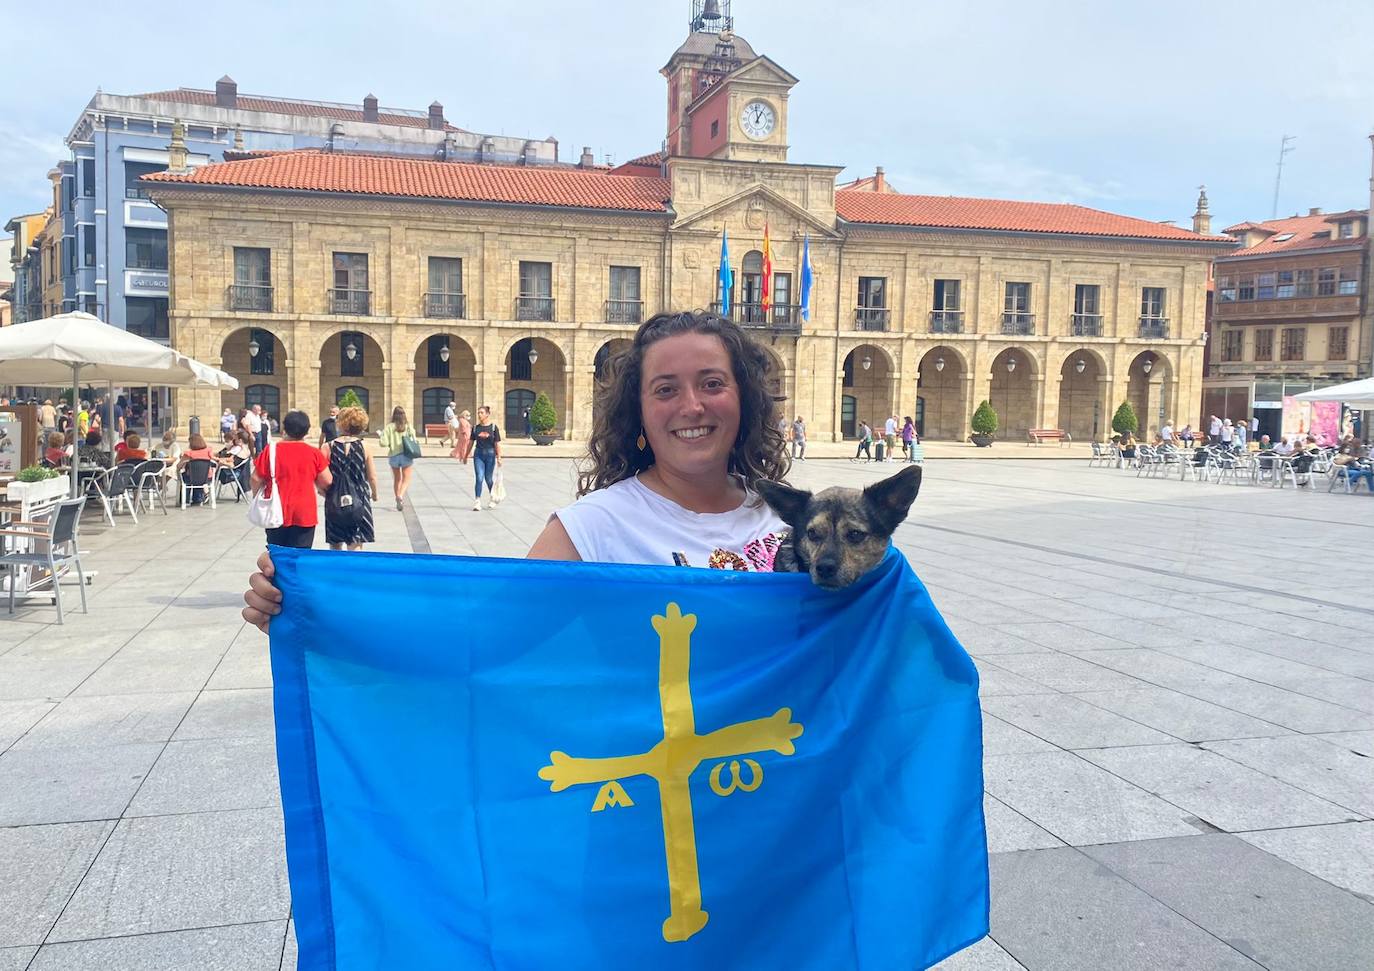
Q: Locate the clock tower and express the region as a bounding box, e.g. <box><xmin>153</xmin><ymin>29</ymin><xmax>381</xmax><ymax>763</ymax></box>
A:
<box><xmin>661</xmin><ymin>0</ymin><xmax>798</xmax><ymax>162</ymax></box>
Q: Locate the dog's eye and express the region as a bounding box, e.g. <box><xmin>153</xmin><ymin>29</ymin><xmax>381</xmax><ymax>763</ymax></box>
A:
<box><xmin>805</xmin><ymin>528</ymin><xmax>823</xmax><ymax>542</ymax></box>
<box><xmin>845</xmin><ymin>529</ymin><xmax>867</xmax><ymax>543</ymax></box>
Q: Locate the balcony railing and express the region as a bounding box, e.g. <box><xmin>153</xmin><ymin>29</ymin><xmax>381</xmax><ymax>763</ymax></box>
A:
<box><xmin>710</xmin><ymin>302</ymin><xmax>803</xmax><ymax>334</ymax></box>
<box><xmin>126</xmin><ymin>256</ymin><xmax>168</xmax><ymax>271</ymax></box>
<box><xmin>516</xmin><ymin>295</ymin><xmax>555</xmax><ymax>321</ymax></box>
<box><xmin>227</xmin><ymin>284</ymin><xmax>273</xmax><ymax>312</ymax></box>
<box><xmin>1070</xmin><ymin>313</ymin><xmax>1103</xmax><ymax>337</ymax></box>
<box><xmin>329</xmin><ymin>289</ymin><xmax>372</xmax><ymax>315</ymax></box>
<box><xmin>930</xmin><ymin>310</ymin><xmax>964</xmax><ymax>334</ymax></box>
<box><xmin>425</xmin><ymin>292</ymin><xmax>466</xmax><ymax>319</ymax></box>
<box><xmin>1001</xmin><ymin>312</ymin><xmax>1035</xmax><ymax>335</ymax></box>
<box><xmin>605</xmin><ymin>299</ymin><xmax>643</xmax><ymax>324</ymax></box>
<box><xmin>854</xmin><ymin>307</ymin><xmax>890</xmax><ymax>331</ymax></box>
<box><xmin>1138</xmin><ymin>317</ymin><xmax>1169</xmax><ymax>339</ymax></box>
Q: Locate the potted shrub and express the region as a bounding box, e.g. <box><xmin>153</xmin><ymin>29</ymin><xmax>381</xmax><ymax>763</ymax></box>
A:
<box><xmin>8</xmin><ymin>465</ymin><xmax>68</xmax><ymax>509</ymax></box>
<box><xmin>529</xmin><ymin>392</ymin><xmax>559</xmax><ymax>445</ymax></box>
<box><xmin>1111</xmin><ymin>401</ymin><xmax>1139</xmax><ymax>439</ymax></box>
<box><xmin>337</xmin><ymin>388</ymin><xmax>363</xmax><ymax>409</ymax></box>
<box><xmin>970</xmin><ymin>400</ymin><xmax>998</xmax><ymax>447</ymax></box>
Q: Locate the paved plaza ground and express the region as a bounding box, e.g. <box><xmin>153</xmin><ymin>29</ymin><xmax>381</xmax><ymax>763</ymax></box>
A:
<box><xmin>2</xmin><ymin>455</ymin><xmax>1372</xmax><ymax>970</ymax></box>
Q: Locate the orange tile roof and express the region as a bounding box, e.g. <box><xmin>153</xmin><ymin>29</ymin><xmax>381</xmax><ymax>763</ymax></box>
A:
<box><xmin>134</xmin><ymin>88</ymin><xmax>463</xmax><ymax>132</ymax></box>
<box><xmin>837</xmin><ymin>190</ymin><xmax>1230</xmax><ymax>241</ymax></box>
<box><xmin>1219</xmin><ymin>211</ymin><xmax>1368</xmax><ymax>258</ymax></box>
<box><xmin>144</xmin><ymin>152</ymin><xmax>672</xmax><ymax>212</ymax></box>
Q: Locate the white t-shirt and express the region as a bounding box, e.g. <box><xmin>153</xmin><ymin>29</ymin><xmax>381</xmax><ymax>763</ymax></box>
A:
<box><xmin>1161</xmin><ymin>424</ymin><xmax>1174</xmax><ymax>441</ymax></box>
<box><xmin>555</xmin><ymin>475</ymin><xmax>787</xmax><ymax>571</ymax></box>
<box><xmin>242</xmin><ymin>412</ymin><xmax>263</xmax><ymax>434</ymax></box>
<box><xmin>884</xmin><ymin>418</ymin><xmax>898</xmax><ymax>436</ymax></box>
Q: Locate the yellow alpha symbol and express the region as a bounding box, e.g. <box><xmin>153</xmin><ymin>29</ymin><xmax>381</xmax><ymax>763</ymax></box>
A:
<box><xmin>538</xmin><ymin>602</ymin><xmax>804</xmax><ymax>943</ymax></box>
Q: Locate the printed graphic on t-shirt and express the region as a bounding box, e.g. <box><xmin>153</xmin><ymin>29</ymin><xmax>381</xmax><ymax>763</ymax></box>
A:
<box><xmin>673</xmin><ymin>530</ymin><xmax>787</xmax><ymax>573</ymax></box>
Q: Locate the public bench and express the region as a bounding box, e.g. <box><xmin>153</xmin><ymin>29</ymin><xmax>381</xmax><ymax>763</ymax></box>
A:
<box><xmin>1027</xmin><ymin>429</ymin><xmax>1071</xmax><ymax>446</ymax></box>
<box><xmin>423</xmin><ymin>424</ymin><xmax>449</xmax><ymax>441</ymax></box>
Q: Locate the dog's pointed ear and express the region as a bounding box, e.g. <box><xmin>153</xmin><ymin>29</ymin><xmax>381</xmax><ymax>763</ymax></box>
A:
<box><xmin>862</xmin><ymin>465</ymin><xmax>922</xmax><ymax>535</ymax></box>
<box><xmin>756</xmin><ymin>480</ymin><xmax>812</xmax><ymax>528</ymax></box>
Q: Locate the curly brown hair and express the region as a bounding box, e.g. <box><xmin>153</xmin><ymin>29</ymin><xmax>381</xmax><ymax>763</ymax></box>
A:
<box><xmin>577</xmin><ymin>309</ymin><xmax>789</xmax><ymax>497</ymax></box>
<box><xmin>337</xmin><ymin>406</ymin><xmax>369</xmax><ymax>436</ymax></box>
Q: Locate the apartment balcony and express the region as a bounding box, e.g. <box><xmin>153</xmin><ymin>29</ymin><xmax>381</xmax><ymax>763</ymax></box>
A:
<box><xmin>227</xmin><ymin>284</ymin><xmax>274</xmax><ymax>313</ymax></box>
<box><xmin>930</xmin><ymin>310</ymin><xmax>964</xmax><ymax>334</ymax></box>
<box><xmin>605</xmin><ymin>299</ymin><xmax>643</xmax><ymax>324</ymax></box>
<box><xmin>425</xmin><ymin>292</ymin><xmax>466</xmax><ymax>319</ymax></box>
<box><xmin>710</xmin><ymin>302</ymin><xmax>803</xmax><ymax>334</ymax></box>
<box><xmin>1138</xmin><ymin>317</ymin><xmax>1169</xmax><ymax>340</ymax></box>
<box><xmin>854</xmin><ymin>307</ymin><xmax>891</xmax><ymax>331</ymax></box>
<box><xmin>516</xmin><ymin>295</ymin><xmax>555</xmax><ymax>321</ymax></box>
<box><xmin>1001</xmin><ymin>312</ymin><xmax>1035</xmax><ymax>336</ymax></box>
<box><xmin>1070</xmin><ymin>314</ymin><xmax>1103</xmax><ymax>337</ymax></box>
<box><xmin>328</xmin><ymin>289</ymin><xmax>372</xmax><ymax>316</ymax></box>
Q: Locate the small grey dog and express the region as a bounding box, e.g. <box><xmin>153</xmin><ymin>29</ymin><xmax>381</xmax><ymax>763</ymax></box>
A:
<box><xmin>756</xmin><ymin>466</ymin><xmax>923</xmax><ymax>589</ymax></box>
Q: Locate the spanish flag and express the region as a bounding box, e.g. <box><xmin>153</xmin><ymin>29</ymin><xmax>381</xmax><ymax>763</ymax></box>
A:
<box><xmin>761</xmin><ymin>222</ymin><xmax>774</xmax><ymax>313</ymax></box>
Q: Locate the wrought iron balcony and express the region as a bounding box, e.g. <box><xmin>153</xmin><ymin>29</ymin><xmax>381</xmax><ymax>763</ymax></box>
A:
<box><xmin>710</xmin><ymin>301</ymin><xmax>803</xmax><ymax>334</ymax></box>
<box><xmin>328</xmin><ymin>288</ymin><xmax>372</xmax><ymax>315</ymax></box>
<box><xmin>1070</xmin><ymin>313</ymin><xmax>1103</xmax><ymax>337</ymax></box>
<box><xmin>227</xmin><ymin>284</ymin><xmax>273</xmax><ymax>312</ymax></box>
<box><xmin>854</xmin><ymin>307</ymin><xmax>891</xmax><ymax>331</ymax></box>
<box><xmin>425</xmin><ymin>292</ymin><xmax>466</xmax><ymax>319</ymax></box>
<box><xmin>516</xmin><ymin>295</ymin><xmax>555</xmax><ymax>321</ymax></box>
<box><xmin>605</xmin><ymin>299</ymin><xmax>643</xmax><ymax>324</ymax></box>
<box><xmin>1138</xmin><ymin>317</ymin><xmax>1169</xmax><ymax>339</ymax></box>
<box><xmin>1001</xmin><ymin>312</ymin><xmax>1036</xmax><ymax>335</ymax></box>
<box><xmin>930</xmin><ymin>310</ymin><xmax>964</xmax><ymax>334</ymax></box>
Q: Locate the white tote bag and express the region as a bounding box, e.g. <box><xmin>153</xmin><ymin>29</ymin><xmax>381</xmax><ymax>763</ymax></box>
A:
<box><xmin>246</xmin><ymin>441</ymin><xmax>284</xmax><ymax>529</ymax></box>
<box><xmin>491</xmin><ymin>466</ymin><xmax>507</xmax><ymax>503</ymax></box>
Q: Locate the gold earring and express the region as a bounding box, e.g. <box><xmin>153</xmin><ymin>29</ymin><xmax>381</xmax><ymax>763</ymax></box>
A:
<box><xmin>636</xmin><ymin>430</ymin><xmax>647</xmax><ymax>451</ymax></box>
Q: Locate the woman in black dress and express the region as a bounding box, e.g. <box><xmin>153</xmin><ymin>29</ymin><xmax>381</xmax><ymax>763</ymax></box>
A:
<box><xmin>325</xmin><ymin>406</ymin><xmax>379</xmax><ymax>551</ymax></box>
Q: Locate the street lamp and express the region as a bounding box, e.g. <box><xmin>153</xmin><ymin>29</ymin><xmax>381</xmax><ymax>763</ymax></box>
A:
<box><xmin>935</xmin><ymin>356</ymin><xmax>945</xmax><ymax>372</ymax></box>
<box><xmin>1143</xmin><ymin>357</ymin><xmax>1153</xmax><ymax>375</ymax></box>
<box><xmin>1006</xmin><ymin>357</ymin><xmax>1016</xmax><ymax>373</ymax></box>
<box><xmin>528</xmin><ymin>346</ymin><xmax>539</xmax><ymax>366</ymax></box>
<box><xmin>247</xmin><ymin>338</ymin><xmax>260</xmax><ymax>358</ymax></box>
<box><xmin>861</xmin><ymin>354</ymin><xmax>872</xmax><ymax>370</ymax></box>
<box><xmin>344</xmin><ymin>341</ymin><xmax>358</xmax><ymax>361</ymax></box>
<box><xmin>1075</xmin><ymin>358</ymin><xmax>1086</xmax><ymax>374</ymax></box>
<box><xmin>439</xmin><ymin>343</ymin><xmax>451</xmax><ymax>364</ymax></box>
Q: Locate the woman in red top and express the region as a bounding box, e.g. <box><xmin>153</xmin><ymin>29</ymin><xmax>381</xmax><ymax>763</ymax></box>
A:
<box><xmin>251</xmin><ymin>410</ymin><xmax>332</xmax><ymax>549</ymax></box>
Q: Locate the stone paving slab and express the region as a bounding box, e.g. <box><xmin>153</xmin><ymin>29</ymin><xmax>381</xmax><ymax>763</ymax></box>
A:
<box><xmin>1200</xmin><ymin>735</ymin><xmax>1374</xmax><ymax>817</ymax></box>
<box><xmin>1238</xmin><ymin>822</ymin><xmax>1374</xmax><ymax>901</ymax></box>
<box><xmin>28</xmin><ymin>921</ymin><xmax>287</xmax><ymax>971</ymax></box>
<box><xmin>0</xmin><ymin>742</ymin><xmax>163</xmax><ymax>826</ymax></box>
<box><xmin>0</xmin><ymin>820</ymin><xmax>113</xmax><ymax>947</ymax></box>
<box><xmin>124</xmin><ymin>737</ymin><xmax>279</xmax><ymax>817</ymax></box>
<box><xmin>0</xmin><ymin>949</ymin><xmax>37</xmax><ymax>971</ymax></box>
<box><xmin>982</xmin><ymin>693</ymin><xmax>1177</xmax><ymax>750</ymax></box>
<box><xmin>9</xmin><ymin>692</ymin><xmax>195</xmax><ymax>750</ymax></box>
<box><xmin>1083</xmin><ymin>834</ymin><xmax>1374</xmax><ymax>970</ymax></box>
<box><xmin>1068</xmin><ymin>687</ymin><xmax>1293</xmax><ymax>743</ymax></box>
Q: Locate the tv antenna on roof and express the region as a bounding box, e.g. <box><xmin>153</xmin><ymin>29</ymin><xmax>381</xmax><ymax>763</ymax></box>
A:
<box><xmin>1271</xmin><ymin>135</ymin><xmax>1296</xmax><ymax>219</ymax></box>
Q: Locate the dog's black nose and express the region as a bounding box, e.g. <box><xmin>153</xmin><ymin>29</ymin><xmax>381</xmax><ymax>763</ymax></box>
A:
<box><xmin>814</xmin><ymin>561</ymin><xmax>838</xmax><ymax>581</ymax></box>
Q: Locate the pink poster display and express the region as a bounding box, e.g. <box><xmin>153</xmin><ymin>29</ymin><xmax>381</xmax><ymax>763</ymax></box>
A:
<box><xmin>1281</xmin><ymin>397</ymin><xmax>1341</xmax><ymax>444</ymax></box>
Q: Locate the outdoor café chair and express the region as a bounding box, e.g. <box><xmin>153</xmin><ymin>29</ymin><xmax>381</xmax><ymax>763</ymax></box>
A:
<box><xmin>216</xmin><ymin>457</ymin><xmax>249</xmax><ymax>503</ymax></box>
<box><xmin>106</xmin><ymin>464</ymin><xmax>141</xmax><ymax>523</ymax></box>
<box><xmin>0</xmin><ymin>497</ymin><xmax>88</xmax><ymax>624</ymax></box>
<box><xmin>131</xmin><ymin>459</ymin><xmax>169</xmax><ymax>516</ymax></box>
<box><xmin>180</xmin><ymin>459</ymin><xmax>216</xmax><ymax>508</ymax></box>
<box><xmin>79</xmin><ymin>466</ymin><xmax>116</xmax><ymax>527</ymax></box>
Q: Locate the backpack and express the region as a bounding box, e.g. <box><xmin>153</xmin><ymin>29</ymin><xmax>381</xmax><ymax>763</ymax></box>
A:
<box><xmin>326</xmin><ymin>441</ymin><xmax>365</xmax><ymax>526</ymax></box>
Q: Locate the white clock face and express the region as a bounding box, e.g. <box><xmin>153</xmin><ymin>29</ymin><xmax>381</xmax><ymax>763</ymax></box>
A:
<box><xmin>739</xmin><ymin>100</ymin><xmax>776</xmax><ymax>140</ymax></box>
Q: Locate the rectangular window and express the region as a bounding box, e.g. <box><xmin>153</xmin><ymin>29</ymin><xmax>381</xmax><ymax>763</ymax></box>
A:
<box><xmin>608</xmin><ymin>265</ymin><xmax>642</xmax><ymax>323</ymax></box>
<box><xmin>124</xmin><ymin>161</ymin><xmax>164</xmax><ymax>200</ymax></box>
<box><xmin>126</xmin><ymin>297</ymin><xmax>168</xmax><ymax>340</ymax></box>
<box><xmin>1280</xmin><ymin>327</ymin><xmax>1305</xmax><ymax>362</ymax></box>
<box><xmin>61</xmin><ymin>177</ymin><xmax>74</xmax><ymax>211</ymax></box>
<box><xmin>1338</xmin><ymin>267</ymin><xmax>1359</xmax><ymax>296</ymax></box>
<box><xmin>1317</xmin><ymin>268</ymin><xmax>1337</xmax><ymax>297</ymax></box>
<box><xmin>82</xmin><ymin>225</ymin><xmax>95</xmax><ymax>267</ymax></box>
<box><xmin>1238</xmin><ymin>275</ymin><xmax>1255</xmax><ymax>301</ymax></box>
<box><xmin>1140</xmin><ymin>286</ymin><xmax>1165</xmax><ymax>318</ymax></box>
<box><xmin>1328</xmin><ymin>326</ymin><xmax>1349</xmax><ymax>360</ymax></box>
<box><xmin>62</xmin><ymin>237</ymin><xmax>75</xmax><ymax>272</ymax></box>
<box><xmin>1296</xmin><ymin>269</ymin><xmax>1314</xmax><ymax>297</ymax></box>
<box><xmin>125</xmin><ymin>228</ymin><xmax>167</xmax><ymax>270</ymax></box>
<box><xmin>1256</xmin><ymin>272</ymin><xmax>1276</xmax><ymax>300</ymax></box>
<box><xmin>858</xmin><ymin>276</ymin><xmax>887</xmax><ymax>308</ymax></box>
<box><xmin>1276</xmin><ymin>270</ymin><xmax>1295</xmax><ymax>299</ymax></box>
<box><xmin>1221</xmin><ymin>329</ymin><xmax>1242</xmax><ymax>362</ymax></box>
<box><xmin>772</xmin><ymin>272</ymin><xmax>792</xmax><ymax>320</ymax></box>
<box><xmin>426</xmin><ymin>335</ymin><xmax>450</xmax><ymax>378</ymax></box>
<box><xmin>231</xmin><ymin>247</ymin><xmax>272</xmax><ymax>311</ymax></box>
<box><xmin>1074</xmin><ymin>284</ymin><xmax>1100</xmax><ymax>315</ymax></box>
<box><xmin>249</xmin><ymin>327</ymin><xmax>275</xmax><ymax>375</ymax></box>
<box><xmin>332</xmin><ymin>252</ymin><xmax>369</xmax><ymax>314</ymax></box>
<box><xmin>517</xmin><ymin>260</ymin><xmax>554</xmax><ymax>321</ymax></box>
<box><xmin>1218</xmin><ymin>276</ymin><xmax>1236</xmax><ymax>302</ymax></box>
<box><xmin>426</xmin><ymin>256</ymin><xmax>464</xmax><ymax>317</ymax></box>
<box><xmin>80</xmin><ymin>158</ymin><xmax>96</xmax><ymax>197</ymax></box>
<box><xmin>1339</xmin><ymin>221</ymin><xmax>1355</xmax><ymax>238</ymax></box>
<box><xmin>1004</xmin><ymin>282</ymin><xmax>1031</xmax><ymax>313</ymax></box>
<box><xmin>339</xmin><ymin>330</ymin><xmax>365</xmax><ymax>377</ymax></box>
<box><xmin>1254</xmin><ymin>328</ymin><xmax>1274</xmax><ymax>361</ymax></box>
<box><xmin>932</xmin><ymin>279</ymin><xmax>960</xmax><ymax>310</ymax></box>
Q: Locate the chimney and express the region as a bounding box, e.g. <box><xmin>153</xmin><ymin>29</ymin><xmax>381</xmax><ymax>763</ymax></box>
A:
<box><xmin>232</xmin><ymin>125</ymin><xmax>245</xmax><ymax>151</ymax></box>
<box><xmin>1192</xmin><ymin>185</ymin><xmax>1211</xmax><ymax>235</ymax></box>
<box><xmin>874</xmin><ymin>166</ymin><xmax>886</xmax><ymax>192</ymax></box>
<box><xmin>1308</xmin><ymin>207</ymin><xmax>1323</xmax><ymax>216</ymax></box>
<box><xmin>428</xmin><ymin>101</ymin><xmax>445</xmax><ymax>130</ymax></box>
<box><xmin>215</xmin><ymin>75</ymin><xmax>237</xmax><ymax>109</ymax></box>
<box><xmin>363</xmin><ymin>94</ymin><xmax>379</xmax><ymax>123</ymax></box>
<box><xmin>167</xmin><ymin>119</ymin><xmax>190</xmax><ymax>174</ymax></box>
<box><xmin>579</xmin><ymin>146</ymin><xmax>595</xmax><ymax>168</ymax></box>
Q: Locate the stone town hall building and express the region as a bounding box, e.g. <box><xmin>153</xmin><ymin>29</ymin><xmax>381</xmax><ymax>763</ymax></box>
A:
<box><xmin>147</xmin><ymin>5</ymin><xmax>1233</xmax><ymax>443</ymax></box>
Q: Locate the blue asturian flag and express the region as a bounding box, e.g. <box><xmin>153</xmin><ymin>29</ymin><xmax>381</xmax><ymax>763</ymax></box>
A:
<box><xmin>799</xmin><ymin>234</ymin><xmax>814</xmax><ymax>322</ymax></box>
<box><xmin>718</xmin><ymin>228</ymin><xmax>733</xmax><ymax>315</ymax></box>
<box><xmin>269</xmin><ymin>545</ymin><xmax>989</xmax><ymax>971</ymax></box>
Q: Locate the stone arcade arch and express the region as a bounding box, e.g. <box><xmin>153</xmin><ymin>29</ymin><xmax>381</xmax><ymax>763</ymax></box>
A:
<box><xmin>319</xmin><ymin>330</ymin><xmax>386</xmax><ymax>421</ymax></box>
<box><xmin>1056</xmin><ymin>349</ymin><xmax>1109</xmax><ymax>442</ymax></box>
<box><xmin>591</xmin><ymin>338</ymin><xmax>633</xmax><ymax>432</ymax></box>
<box><xmin>988</xmin><ymin>347</ymin><xmax>1037</xmax><ymax>442</ymax></box>
<box><xmin>412</xmin><ymin>333</ymin><xmax>477</xmax><ymax>427</ymax></box>
<box><xmin>840</xmin><ymin>343</ymin><xmax>894</xmax><ymax>439</ymax></box>
<box><xmin>915</xmin><ymin>345</ymin><xmax>969</xmax><ymax>440</ymax></box>
<box><xmin>504</xmin><ymin>336</ymin><xmax>568</xmax><ymax>438</ymax></box>
<box><xmin>219</xmin><ymin>326</ymin><xmax>288</xmax><ymax>418</ymax></box>
<box><xmin>1126</xmin><ymin>351</ymin><xmax>1173</xmax><ymax>439</ymax></box>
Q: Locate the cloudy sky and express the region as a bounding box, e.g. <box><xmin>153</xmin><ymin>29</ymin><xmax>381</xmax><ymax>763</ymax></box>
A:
<box><xmin>2</xmin><ymin>0</ymin><xmax>1373</xmax><ymax>244</ymax></box>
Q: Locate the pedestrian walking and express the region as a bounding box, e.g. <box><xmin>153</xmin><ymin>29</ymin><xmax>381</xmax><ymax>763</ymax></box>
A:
<box><xmin>791</xmin><ymin>416</ymin><xmax>806</xmax><ymax>460</ymax></box>
<box><xmin>324</xmin><ymin>406</ymin><xmax>378</xmax><ymax>551</ymax></box>
<box><xmin>250</xmin><ymin>410</ymin><xmax>331</xmax><ymax>549</ymax></box>
<box><xmin>463</xmin><ymin>405</ymin><xmax>503</xmax><ymax>510</ymax></box>
<box><xmin>854</xmin><ymin>421</ymin><xmax>873</xmax><ymax>461</ymax></box>
<box><xmin>318</xmin><ymin>406</ymin><xmax>341</xmax><ymax>448</ymax></box>
<box><xmin>884</xmin><ymin>415</ymin><xmax>898</xmax><ymax>461</ymax></box>
<box><xmin>901</xmin><ymin>416</ymin><xmax>915</xmax><ymax>458</ymax></box>
<box><xmin>378</xmin><ymin>406</ymin><xmax>419</xmax><ymax>511</ymax></box>
<box><xmin>444</xmin><ymin>400</ymin><xmax>458</xmax><ymax>449</ymax></box>
<box><xmin>220</xmin><ymin>408</ymin><xmax>236</xmax><ymax>443</ymax></box>
<box><xmin>450</xmin><ymin>409</ymin><xmax>473</xmax><ymax>462</ymax></box>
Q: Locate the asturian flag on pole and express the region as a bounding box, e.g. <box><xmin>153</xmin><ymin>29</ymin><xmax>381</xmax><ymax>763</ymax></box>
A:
<box><xmin>800</xmin><ymin>234</ymin><xmax>814</xmax><ymax>322</ymax></box>
<box><xmin>718</xmin><ymin>229</ymin><xmax>733</xmax><ymax>315</ymax></box>
<box><xmin>269</xmin><ymin>546</ymin><xmax>990</xmax><ymax>971</ymax></box>
<box><xmin>761</xmin><ymin>222</ymin><xmax>774</xmax><ymax>313</ymax></box>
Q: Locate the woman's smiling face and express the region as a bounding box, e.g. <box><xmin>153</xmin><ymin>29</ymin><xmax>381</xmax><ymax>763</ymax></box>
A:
<box><xmin>639</xmin><ymin>332</ymin><xmax>741</xmax><ymax>479</ymax></box>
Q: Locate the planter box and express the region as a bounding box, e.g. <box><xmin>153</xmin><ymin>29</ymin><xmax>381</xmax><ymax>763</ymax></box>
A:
<box><xmin>969</xmin><ymin>434</ymin><xmax>994</xmax><ymax>448</ymax></box>
<box><xmin>6</xmin><ymin>476</ymin><xmax>69</xmax><ymax>512</ymax></box>
<box><xmin>531</xmin><ymin>432</ymin><xmax>558</xmax><ymax>446</ymax></box>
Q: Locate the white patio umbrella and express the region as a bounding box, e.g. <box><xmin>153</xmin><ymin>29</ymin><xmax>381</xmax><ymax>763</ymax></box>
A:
<box><xmin>0</xmin><ymin>312</ymin><xmax>238</xmax><ymax>498</ymax></box>
<box><xmin>1294</xmin><ymin>377</ymin><xmax>1374</xmax><ymax>408</ymax></box>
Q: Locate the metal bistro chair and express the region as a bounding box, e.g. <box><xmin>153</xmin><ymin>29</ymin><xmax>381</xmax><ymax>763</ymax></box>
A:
<box><xmin>216</xmin><ymin>457</ymin><xmax>249</xmax><ymax>503</ymax></box>
<box><xmin>106</xmin><ymin>464</ymin><xmax>141</xmax><ymax>523</ymax></box>
<box><xmin>0</xmin><ymin>497</ymin><xmax>88</xmax><ymax>624</ymax></box>
<box><xmin>131</xmin><ymin>459</ymin><xmax>169</xmax><ymax>516</ymax></box>
<box><xmin>1088</xmin><ymin>442</ymin><xmax>1112</xmax><ymax>468</ymax></box>
<box><xmin>1329</xmin><ymin>462</ymin><xmax>1373</xmax><ymax>493</ymax></box>
<box><xmin>180</xmin><ymin>458</ymin><xmax>217</xmax><ymax>508</ymax></box>
<box><xmin>79</xmin><ymin>465</ymin><xmax>116</xmax><ymax>527</ymax></box>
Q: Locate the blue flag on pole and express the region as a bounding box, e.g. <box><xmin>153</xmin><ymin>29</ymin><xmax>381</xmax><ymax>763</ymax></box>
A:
<box><xmin>799</xmin><ymin>234</ymin><xmax>814</xmax><ymax>322</ymax></box>
<box><xmin>270</xmin><ymin>546</ymin><xmax>988</xmax><ymax>971</ymax></box>
<box><xmin>718</xmin><ymin>229</ymin><xmax>733</xmax><ymax>315</ymax></box>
